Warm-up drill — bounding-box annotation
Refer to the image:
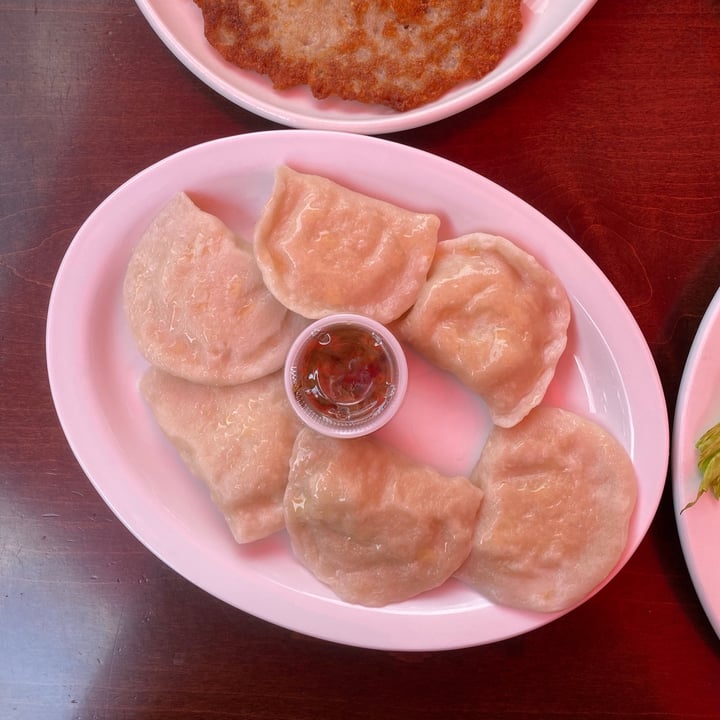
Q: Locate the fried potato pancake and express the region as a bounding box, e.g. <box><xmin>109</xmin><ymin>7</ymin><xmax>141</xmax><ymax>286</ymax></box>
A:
<box><xmin>193</xmin><ymin>0</ymin><xmax>523</xmax><ymax>111</ymax></box>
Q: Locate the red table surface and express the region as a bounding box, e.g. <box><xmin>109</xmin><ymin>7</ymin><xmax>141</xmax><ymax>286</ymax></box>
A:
<box><xmin>2</xmin><ymin>1</ymin><xmax>719</xmax><ymax>718</ymax></box>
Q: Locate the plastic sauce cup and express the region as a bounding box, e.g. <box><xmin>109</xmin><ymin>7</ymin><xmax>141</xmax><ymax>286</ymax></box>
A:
<box><xmin>284</xmin><ymin>313</ymin><xmax>408</xmax><ymax>438</ymax></box>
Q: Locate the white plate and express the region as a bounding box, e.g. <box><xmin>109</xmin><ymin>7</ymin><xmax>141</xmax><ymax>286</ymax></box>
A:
<box><xmin>47</xmin><ymin>130</ymin><xmax>668</xmax><ymax>651</ymax></box>
<box><xmin>135</xmin><ymin>0</ymin><xmax>598</xmax><ymax>134</ymax></box>
<box><xmin>673</xmin><ymin>287</ymin><xmax>720</xmax><ymax>640</ymax></box>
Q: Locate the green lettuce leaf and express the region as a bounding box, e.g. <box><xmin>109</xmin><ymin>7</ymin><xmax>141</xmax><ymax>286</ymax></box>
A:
<box><xmin>684</xmin><ymin>420</ymin><xmax>720</xmax><ymax>511</ymax></box>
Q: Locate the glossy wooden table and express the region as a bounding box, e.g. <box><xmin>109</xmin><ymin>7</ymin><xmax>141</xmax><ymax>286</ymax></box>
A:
<box><xmin>2</xmin><ymin>1</ymin><xmax>720</xmax><ymax>717</ymax></box>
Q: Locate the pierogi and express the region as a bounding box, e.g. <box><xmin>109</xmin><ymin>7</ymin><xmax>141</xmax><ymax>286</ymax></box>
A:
<box><xmin>140</xmin><ymin>367</ymin><xmax>303</xmax><ymax>543</ymax></box>
<box><xmin>284</xmin><ymin>427</ymin><xmax>483</xmax><ymax>606</ymax></box>
<box><xmin>124</xmin><ymin>192</ymin><xmax>307</xmax><ymax>386</ymax></box>
<box><xmin>123</xmin><ymin>177</ymin><xmax>639</xmax><ymax>616</ymax></box>
<box><xmin>253</xmin><ymin>166</ymin><xmax>440</xmax><ymax>323</ymax></box>
<box><xmin>394</xmin><ymin>232</ymin><xmax>571</xmax><ymax>427</ymax></box>
<box><xmin>455</xmin><ymin>407</ymin><xmax>637</xmax><ymax>613</ymax></box>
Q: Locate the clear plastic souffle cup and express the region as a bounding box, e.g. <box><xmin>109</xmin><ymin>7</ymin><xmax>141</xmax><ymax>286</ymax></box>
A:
<box><xmin>284</xmin><ymin>313</ymin><xmax>408</xmax><ymax>438</ymax></box>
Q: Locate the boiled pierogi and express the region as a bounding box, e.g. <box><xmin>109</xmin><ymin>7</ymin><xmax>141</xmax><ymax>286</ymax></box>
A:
<box><xmin>124</xmin><ymin>192</ymin><xmax>307</xmax><ymax>386</ymax></box>
<box><xmin>253</xmin><ymin>166</ymin><xmax>440</xmax><ymax>323</ymax></box>
<box><xmin>140</xmin><ymin>367</ymin><xmax>303</xmax><ymax>543</ymax></box>
<box><xmin>455</xmin><ymin>407</ymin><xmax>637</xmax><ymax>613</ymax></box>
<box><xmin>394</xmin><ymin>232</ymin><xmax>571</xmax><ymax>427</ymax></box>
<box><xmin>284</xmin><ymin>428</ymin><xmax>483</xmax><ymax>606</ymax></box>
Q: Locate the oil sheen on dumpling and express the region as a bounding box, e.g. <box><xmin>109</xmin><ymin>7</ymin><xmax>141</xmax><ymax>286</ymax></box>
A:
<box><xmin>140</xmin><ymin>367</ymin><xmax>303</xmax><ymax>543</ymax></box>
<box><xmin>284</xmin><ymin>427</ymin><xmax>483</xmax><ymax>606</ymax></box>
<box><xmin>455</xmin><ymin>407</ymin><xmax>637</xmax><ymax>613</ymax></box>
<box><xmin>253</xmin><ymin>166</ymin><xmax>440</xmax><ymax>323</ymax></box>
<box><xmin>394</xmin><ymin>232</ymin><xmax>571</xmax><ymax>428</ymax></box>
<box><xmin>124</xmin><ymin>192</ymin><xmax>307</xmax><ymax>386</ymax></box>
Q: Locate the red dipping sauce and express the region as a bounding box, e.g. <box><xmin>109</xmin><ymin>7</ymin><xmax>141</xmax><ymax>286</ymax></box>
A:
<box><xmin>284</xmin><ymin>314</ymin><xmax>408</xmax><ymax>437</ymax></box>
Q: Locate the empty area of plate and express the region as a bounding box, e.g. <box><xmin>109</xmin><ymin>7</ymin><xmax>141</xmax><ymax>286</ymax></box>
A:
<box><xmin>47</xmin><ymin>130</ymin><xmax>667</xmax><ymax>650</ymax></box>
<box><xmin>673</xmin><ymin>287</ymin><xmax>720</xmax><ymax>640</ymax></box>
<box><xmin>135</xmin><ymin>0</ymin><xmax>598</xmax><ymax>133</ymax></box>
